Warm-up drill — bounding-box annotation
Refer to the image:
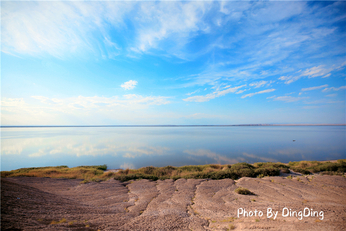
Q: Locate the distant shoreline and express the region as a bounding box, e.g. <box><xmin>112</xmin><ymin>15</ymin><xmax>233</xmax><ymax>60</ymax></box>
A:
<box><xmin>1</xmin><ymin>124</ymin><xmax>346</xmax><ymax>128</ymax></box>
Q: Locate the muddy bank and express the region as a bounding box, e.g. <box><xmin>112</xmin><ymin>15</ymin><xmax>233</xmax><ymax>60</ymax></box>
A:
<box><xmin>1</xmin><ymin>175</ymin><xmax>346</xmax><ymax>230</ymax></box>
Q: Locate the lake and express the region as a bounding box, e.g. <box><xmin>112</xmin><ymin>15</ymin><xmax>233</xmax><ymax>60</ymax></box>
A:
<box><xmin>1</xmin><ymin>126</ymin><xmax>345</xmax><ymax>171</ymax></box>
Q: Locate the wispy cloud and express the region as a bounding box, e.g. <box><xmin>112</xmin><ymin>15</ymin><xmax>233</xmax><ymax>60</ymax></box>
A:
<box><xmin>1</xmin><ymin>94</ymin><xmax>171</xmax><ymax>125</ymax></box>
<box><xmin>301</xmin><ymin>65</ymin><xmax>332</xmax><ymax>78</ymax></box>
<box><xmin>186</xmin><ymin>89</ymin><xmax>200</xmax><ymax>96</ymax></box>
<box><xmin>279</xmin><ymin>62</ymin><xmax>346</xmax><ymax>84</ymax></box>
<box><xmin>301</xmin><ymin>84</ymin><xmax>328</xmax><ymax>91</ymax></box>
<box><xmin>121</xmin><ymin>80</ymin><xmax>137</xmax><ymax>90</ymax></box>
<box><xmin>322</xmin><ymin>86</ymin><xmax>346</xmax><ymax>92</ymax></box>
<box><xmin>1</xmin><ymin>1</ymin><xmax>132</xmax><ymax>58</ymax></box>
<box><xmin>241</xmin><ymin>89</ymin><xmax>275</xmax><ymax>99</ymax></box>
<box><xmin>249</xmin><ymin>80</ymin><xmax>268</xmax><ymax>88</ymax></box>
<box><xmin>131</xmin><ymin>1</ymin><xmax>210</xmax><ymax>55</ymax></box>
<box><xmin>272</xmin><ymin>96</ymin><xmax>308</xmax><ymax>103</ymax></box>
<box><xmin>183</xmin><ymin>85</ymin><xmax>246</xmax><ymax>102</ymax></box>
<box><xmin>304</xmin><ymin>99</ymin><xmax>344</xmax><ymax>105</ymax></box>
<box><xmin>31</xmin><ymin>94</ymin><xmax>170</xmax><ymax>108</ymax></box>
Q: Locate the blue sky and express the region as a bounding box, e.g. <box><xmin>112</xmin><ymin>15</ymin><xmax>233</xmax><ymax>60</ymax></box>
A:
<box><xmin>1</xmin><ymin>1</ymin><xmax>346</xmax><ymax>125</ymax></box>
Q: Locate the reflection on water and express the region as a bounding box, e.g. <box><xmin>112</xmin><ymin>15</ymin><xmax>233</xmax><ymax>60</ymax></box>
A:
<box><xmin>1</xmin><ymin>126</ymin><xmax>345</xmax><ymax>171</ymax></box>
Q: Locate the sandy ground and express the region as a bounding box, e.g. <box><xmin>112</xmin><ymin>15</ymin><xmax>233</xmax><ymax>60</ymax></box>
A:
<box><xmin>1</xmin><ymin>174</ymin><xmax>346</xmax><ymax>231</ymax></box>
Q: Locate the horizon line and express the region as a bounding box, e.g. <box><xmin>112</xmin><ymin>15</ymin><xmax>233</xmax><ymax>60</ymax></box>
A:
<box><xmin>1</xmin><ymin>124</ymin><xmax>346</xmax><ymax>128</ymax></box>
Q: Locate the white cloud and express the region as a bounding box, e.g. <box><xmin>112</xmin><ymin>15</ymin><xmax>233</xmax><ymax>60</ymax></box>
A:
<box><xmin>1</xmin><ymin>97</ymin><xmax>25</xmax><ymax>107</ymax></box>
<box><xmin>2</xmin><ymin>1</ymin><xmax>211</xmax><ymax>58</ymax></box>
<box><xmin>322</xmin><ymin>86</ymin><xmax>346</xmax><ymax>92</ymax></box>
<box><xmin>235</xmin><ymin>89</ymin><xmax>246</xmax><ymax>94</ymax></box>
<box><xmin>186</xmin><ymin>89</ymin><xmax>200</xmax><ymax>96</ymax></box>
<box><xmin>132</xmin><ymin>1</ymin><xmax>210</xmax><ymax>53</ymax></box>
<box><xmin>266</xmin><ymin>95</ymin><xmax>276</xmax><ymax>99</ymax></box>
<box><xmin>249</xmin><ymin>80</ymin><xmax>267</xmax><ymax>88</ymax></box>
<box><xmin>301</xmin><ymin>65</ymin><xmax>331</xmax><ymax>78</ymax></box>
<box><xmin>302</xmin><ymin>106</ymin><xmax>322</xmax><ymax>109</ymax></box>
<box><xmin>29</xmin><ymin>94</ymin><xmax>170</xmax><ymax>108</ymax></box>
<box><xmin>241</xmin><ymin>89</ymin><xmax>275</xmax><ymax>99</ymax></box>
<box><xmin>279</xmin><ymin>62</ymin><xmax>346</xmax><ymax>84</ymax></box>
<box><xmin>326</xmin><ymin>94</ymin><xmax>337</xmax><ymax>97</ymax></box>
<box><xmin>304</xmin><ymin>99</ymin><xmax>344</xmax><ymax>105</ymax></box>
<box><xmin>1</xmin><ymin>94</ymin><xmax>170</xmax><ymax>125</ymax></box>
<box><xmin>121</xmin><ymin>80</ymin><xmax>138</xmax><ymax>90</ymax></box>
<box><xmin>272</xmin><ymin>96</ymin><xmax>308</xmax><ymax>103</ymax></box>
<box><xmin>301</xmin><ymin>84</ymin><xmax>328</xmax><ymax>91</ymax></box>
<box><xmin>1</xmin><ymin>1</ymin><xmax>132</xmax><ymax>58</ymax></box>
<box><xmin>278</xmin><ymin>75</ymin><xmax>302</xmax><ymax>85</ymax></box>
<box><xmin>183</xmin><ymin>85</ymin><xmax>246</xmax><ymax>102</ymax></box>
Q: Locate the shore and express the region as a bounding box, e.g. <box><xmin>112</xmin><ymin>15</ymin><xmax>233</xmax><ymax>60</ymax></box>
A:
<box><xmin>2</xmin><ymin>170</ymin><xmax>346</xmax><ymax>230</ymax></box>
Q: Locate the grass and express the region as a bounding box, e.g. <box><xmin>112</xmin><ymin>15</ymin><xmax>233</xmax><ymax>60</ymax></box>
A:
<box><xmin>1</xmin><ymin>165</ymin><xmax>108</xmax><ymax>181</ymax></box>
<box><xmin>288</xmin><ymin>160</ymin><xmax>346</xmax><ymax>175</ymax></box>
<box><xmin>113</xmin><ymin>162</ymin><xmax>284</xmax><ymax>182</ymax></box>
<box><xmin>234</xmin><ymin>187</ymin><xmax>254</xmax><ymax>195</ymax></box>
<box><xmin>2</xmin><ymin>160</ymin><xmax>346</xmax><ymax>182</ymax></box>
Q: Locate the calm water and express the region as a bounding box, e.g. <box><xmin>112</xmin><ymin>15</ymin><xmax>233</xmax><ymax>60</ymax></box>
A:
<box><xmin>1</xmin><ymin>126</ymin><xmax>345</xmax><ymax>171</ymax></box>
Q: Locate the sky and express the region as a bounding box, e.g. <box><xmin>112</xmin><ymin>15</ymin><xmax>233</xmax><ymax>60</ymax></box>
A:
<box><xmin>1</xmin><ymin>0</ymin><xmax>346</xmax><ymax>125</ymax></box>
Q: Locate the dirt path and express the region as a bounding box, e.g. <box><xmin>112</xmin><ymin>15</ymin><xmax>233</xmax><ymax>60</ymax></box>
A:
<box><xmin>2</xmin><ymin>175</ymin><xmax>346</xmax><ymax>230</ymax></box>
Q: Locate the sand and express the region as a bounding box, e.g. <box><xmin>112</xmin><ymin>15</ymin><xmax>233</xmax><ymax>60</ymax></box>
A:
<box><xmin>1</xmin><ymin>174</ymin><xmax>346</xmax><ymax>230</ymax></box>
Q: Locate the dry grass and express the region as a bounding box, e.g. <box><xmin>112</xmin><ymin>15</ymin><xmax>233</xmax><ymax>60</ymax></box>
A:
<box><xmin>1</xmin><ymin>165</ymin><xmax>110</xmax><ymax>181</ymax></box>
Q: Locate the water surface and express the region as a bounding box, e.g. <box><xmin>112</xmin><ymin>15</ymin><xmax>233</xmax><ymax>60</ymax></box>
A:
<box><xmin>1</xmin><ymin>126</ymin><xmax>345</xmax><ymax>171</ymax></box>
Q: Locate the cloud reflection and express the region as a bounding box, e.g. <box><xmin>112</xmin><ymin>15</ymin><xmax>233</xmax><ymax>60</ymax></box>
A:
<box><xmin>242</xmin><ymin>152</ymin><xmax>277</xmax><ymax>163</ymax></box>
<box><xmin>1</xmin><ymin>135</ymin><xmax>170</xmax><ymax>159</ymax></box>
<box><xmin>184</xmin><ymin>149</ymin><xmax>241</xmax><ymax>164</ymax></box>
<box><xmin>120</xmin><ymin>163</ymin><xmax>135</xmax><ymax>169</ymax></box>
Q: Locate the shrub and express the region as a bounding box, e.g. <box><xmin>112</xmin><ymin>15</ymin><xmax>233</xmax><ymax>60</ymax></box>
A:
<box><xmin>234</xmin><ymin>187</ymin><xmax>254</xmax><ymax>195</ymax></box>
<box><xmin>114</xmin><ymin>173</ymin><xmax>159</xmax><ymax>182</ymax></box>
<box><xmin>178</xmin><ymin>165</ymin><xmax>204</xmax><ymax>172</ymax></box>
<box><xmin>96</xmin><ymin>164</ymin><xmax>107</xmax><ymax>171</ymax></box>
<box><xmin>254</xmin><ymin>167</ymin><xmax>280</xmax><ymax>177</ymax></box>
<box><xmin>231</xmin><ymin>163</ymin><xmax>254</xmax><ymax>170</ymax></box>
<box><xmin>290</xmin><ymin>168</ymin><xmax>311</xmax><ymax>175</ymax></box>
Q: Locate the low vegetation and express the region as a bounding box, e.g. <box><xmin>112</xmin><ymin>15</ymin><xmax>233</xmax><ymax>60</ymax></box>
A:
<box><xmin>234</xmin><ymin>187</ymin><xmax>254</xmax><ymax>195</ymax></box>
<box><xmin>288</xmin><ymin>159</ymin><xmax>346</xmax><ymax>174</ymax></box>
<box><xmin>1</xmin><ymin>165</ymin><xmax>108</xmax><ymax>180</ymax></box>
<box><xmin>2</xmin><ymin>160</ymin><xmax>345</xmax><ymax>182</ymax></box>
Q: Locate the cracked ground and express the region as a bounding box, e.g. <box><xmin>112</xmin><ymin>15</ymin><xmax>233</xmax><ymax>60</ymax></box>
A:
<box><xmin>1</xmin><ymin>175</ymin><xmax>346</xmax><ymax>230</ymax></box>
